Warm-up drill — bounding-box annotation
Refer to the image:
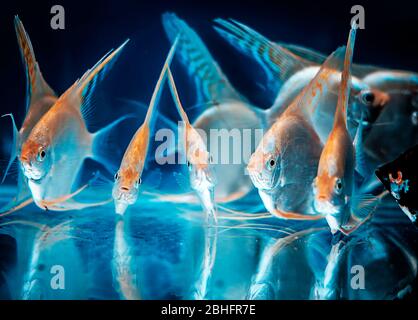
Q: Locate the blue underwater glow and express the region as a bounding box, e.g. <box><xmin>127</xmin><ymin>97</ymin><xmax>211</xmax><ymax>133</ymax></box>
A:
<box><xmin>0</xmin><ymin>0</ymin><xmax>418</xmax><ymax>301</ymax></box>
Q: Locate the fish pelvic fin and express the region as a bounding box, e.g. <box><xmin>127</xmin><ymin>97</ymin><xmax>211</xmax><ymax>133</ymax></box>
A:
<box><xmin>162</xmin><ymin>12</ymin><xmax>241</xmax><ymax>106</ymax></box>
<box><xmin>214</xmin><ymin>18</ymin><xmax>311</xmax><ymax>99</ymax></box>
<box><xmin>14</xmin><ymin>16</ymin><xmax>56</xmax><ymax>111</ymax></box>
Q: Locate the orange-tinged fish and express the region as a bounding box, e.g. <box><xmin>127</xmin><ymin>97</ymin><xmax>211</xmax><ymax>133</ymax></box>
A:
<box><xmin>167</xmin><ymin>67</ymin><xmax>217</xmax><ymax>223</ymax></box>
<box><xmin>19</xmin><ymin>39</ymin><xmax>130</xmax><ymax>211</ymax></box>
<box><xmin>112</xmin><ymin>37</ymin><xmax>179</xmax><ymax>215</ymax></box>
<box><xmin>0</xmin><ymin>16</ymin><xmax>58</xmax><ymax>215</ymax></box>
<box><xmin>246</xmin><ymin>43</ymin><xmax>357</xmax><ymax>220</ymax></box>
<box><xmin>313</xmin><ymin>24</ymin><xmax>385</xmax><ymax>234</ymax></box>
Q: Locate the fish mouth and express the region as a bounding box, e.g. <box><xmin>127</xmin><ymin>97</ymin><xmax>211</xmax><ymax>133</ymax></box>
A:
<box><xmin>247</xmin><ymin>170</ymin><xmax>277</xmax><ymax>191</ymax></box>
<box><xmin>314</xmin><ymin>198</ymin><xmax>341</xmax><ymax>215</ymax></box>
<box><xmin>21</xmin><ymin>165</ymin><xmax>43</xmax><ymax>181</ymax></box>
<box><xmin>112</xmin><ymin>187</ymin><xmax>138</xmax><ymax>215</ymax></box>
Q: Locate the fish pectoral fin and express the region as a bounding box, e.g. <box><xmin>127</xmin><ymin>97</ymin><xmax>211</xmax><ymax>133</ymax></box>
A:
<box><xmin>142</xmin><ymin>169</ymin><xmax>163</xmax><ymax>191</ymax></box>
<box><xmin>339</xmin><ymin>212</ymin><xmax>371</xmax><ymax>236</ymax></box>
<box><xmin>173</xmin><ymin>171</ymin><xmax>192</xmax><ymax>192</ymax></box>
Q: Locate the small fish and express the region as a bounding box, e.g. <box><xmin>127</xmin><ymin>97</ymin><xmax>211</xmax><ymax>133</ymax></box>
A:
<box><xmin>375</xmin><ymin>144</ymin><xmax>418</xmax><ymax>226</ymax></box>
<box><xmin>19</xmin><ymin>39</ymin><xmax>130</xmax><ymax>211</ymax></box>
<box><xmin>167</xmin><ymin>67</ymin><xmax>218</xmax><ymax>223</ymax></box>
<box><xmin>0</xmin><ymin>17</ymin><xmax>57</xmax><ymax>214</ymax></box>
<box><xmin>112</xmin><ymin>37</ymin><xmax>179</xmax><ymax>215</ymax></box>
<box><xmin>313</xmin><ymin>24</ymin><xmax>383</xmax><ymax>235</ymax></box>
<box><xmin>162</xmin><ymin>13</ymin><xmax>265</xmax><ymax>202</ymax></box>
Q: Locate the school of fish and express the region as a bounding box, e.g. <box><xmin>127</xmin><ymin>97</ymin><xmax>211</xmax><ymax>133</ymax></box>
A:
<box><xmin>0</xmin><ymin>12</ymin><xmax>417</xmax><ymax>300</ymax></box>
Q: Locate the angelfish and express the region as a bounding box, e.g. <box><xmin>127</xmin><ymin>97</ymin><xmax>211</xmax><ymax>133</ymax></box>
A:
<box><xmin>19</xmin><ymin>39</ymin><xmax>130</xmax><ymax>211</ymax></box>
<box><xmin>313</xmin><ymin>24</ymin><xmax>384</xmax><ymax>235</ymax></box>
<box><xmin>112</xmin><ymin>37</ymin><xmax>179</xmax><ymax>215</ymax></box>
<box><xmin>246</xmin><ymin>44</ymin><xmax>357</xmax><ymax>219</ymax></box>
<box><xmin>1</xmin><ymin>16</ymin><xmax>58</xmax><ymax>215</ymax></box>
<box><xmin>167</xmin><ymin>68</ymin><xmax>218</xmax><ymax>223</ymax></box>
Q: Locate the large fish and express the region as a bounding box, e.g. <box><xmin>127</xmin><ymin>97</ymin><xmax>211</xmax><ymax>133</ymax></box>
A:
<box><xmin>245</xmin><ymin>41</ymin><xmax>362</xmax><ymax>220</ymax></box>
<box><xmin>313</xmin><ymin>24</ymin><xmax>385</xmax><ymax>235</ymax></box>
<box><xmin>213</xmin><ymin>18</ymin><xmax>390</xmax><ymax>143</ymax></box>
<box><xmin>0</xmin><ymin>16</ymin><xmax>58</xmax><ymax>215</ymax></box>
<box><xmin>112</xmin><ymin>38</ymin><xmax>178</xmax><ymax>215</ymax></box>
<box><xmin>19</xmin><ymin>39</ymin><xmax>130</xmax><ymax>211</ymax></box>
<box><xmin>161</xmin><ymin>13</ymin><xmax>265</xmax><ymax>202</ymax></box>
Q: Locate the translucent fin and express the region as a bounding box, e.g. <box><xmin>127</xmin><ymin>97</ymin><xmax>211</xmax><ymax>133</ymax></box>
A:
<box><xmin>333</xmin><ymin>23</ymin><xmax>357</xmax><ymax>127</ymax></box>
<box><xmin>91</xmin><ymin>114</ymin><xmax>135</xmax><ymax>174</ymax></box>
<box><xmin>279</xmin><ymin>42</ymin><xmax>379</xmax><ymax>78</ymax></box>
<box><xmin>214</xmin><ymin>18</ymin><xmax>310</xmax><ymax>97</ymax></box>
<box><xmin>353</xmin><ymin>114</ymin><xmax>369</xmax><ymax>178</ymax></box>
<box><xmin>173</xmin><ymin>171</ymin><xmax>191</xmax><ymax>192</ymax></box>
<box><xmin>290</xmin><ymin>46</ymin><xmax>346</xmax><ymax>119</ymax></box>
<box><xmin>76</xmin><ymin>39</ymin><xmax>130</xmax><ymax>125</ymax></box>
<box><xmin>1</xmin><ymin>113</ymin><xmax>19</xmax><ymax>183</ymax></box>
<box><xmin>14</xmin><ymin>16</ymin><xmax>56</xmax><ymax>111</ymax></box>
<box><xmin>142</xmin><ymin>168</ymin><xmax>162</xmax><ymax>191</ymax></box>
<box><xmin>162</xmin><ymin>12</ymin><xmax>241</xmax><ymax>105</ymax></box>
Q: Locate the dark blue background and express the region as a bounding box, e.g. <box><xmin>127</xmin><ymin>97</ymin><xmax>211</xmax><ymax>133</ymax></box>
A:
<box><xmin>0</xmin><ymin>0</ymin><xmax>417</xmax><ymax>123</ymax></box>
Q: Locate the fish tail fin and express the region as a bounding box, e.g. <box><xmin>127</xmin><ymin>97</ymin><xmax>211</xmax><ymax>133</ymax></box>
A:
<box><xmin>162</xmin><ymin>12</ymin><xmax>240</xmax><ymax>105</ymax></box>
<box><xmin>91</xmin><ymin>114</ymin><xmax>134</xmax><ymax>174</ymax></box>
<box><xmin>213</xmin><ymin>18</ymin><xmax>309</xmax><ymax>95</ymax></box>
<box><xmin>1</xmin><ymin>113</ymin><xmax>19</xmax><ymax>183</ymax></box>
<box><xmin>77</xmin><ymin>39</ymin><xmax>129</xmax><ymax>123</ymax></box>
<box><xmin>14</xmin><ymin>16</ymin><xmax>55</xmax><ymax>109</ymax></box>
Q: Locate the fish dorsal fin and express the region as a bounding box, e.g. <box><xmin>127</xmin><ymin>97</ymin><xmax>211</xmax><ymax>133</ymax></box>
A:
<box><xmin>143</xmin><ymin>36</ymin><xmax>179</xmax><ymax>126</ymax></box>
<box><xmin>289</xmin><ymin>46</ymin><xmax>345</xmax><ymax>121</ymax></box>
<box><xmin>162</xmin><ymin>13</ymin><xmax>241</xmax><ymax>107</ymax></box>
<box><xmin>334</xmin><ymin>23</ymin><xmax>357</xmax><ymax>128</ymax></box>
<box><xmin>14</xmin><ymin>16</ymin><xmax>56</xmax><ymax>111</ymax></box>
<box><xmin>75</xmin><ymin>39</ymin><xmax>129</xmax><ymax>123</ymax></box>
<box><xmin>214</xmin><ymin>18</ymin><xmax>312</xmax><ymax>99</ymax></box>
<box><xmin>280</xmin><ymin>42</ymin><xmax>379</xmax><ymax>79</ymax></box>
<box><xmin>167</xmin><ymin>68</ymin><xmax>190</xmax><ymax>125</ymax></box>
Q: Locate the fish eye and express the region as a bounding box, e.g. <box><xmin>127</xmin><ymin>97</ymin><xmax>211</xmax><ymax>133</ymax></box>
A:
<box><xmin>114</xmin><ymin>172</ymin><xmax>120</xmax><ymax>181</ymax></box>
<box><xmin>334</xmin><ymin>178</ymin><xmax>343</xmax><ymax>194</ymax></box>
<box><xmin>361</xmin><ymin>90</ymin><xmax>375</xmax><ymax>105</ymax></box>
<box><xmin>267</xmin><ymin>158</ymin><xmax>276</xmax><ymax>170</ymax></box>
<box><xmin>137</xmin><ymin>177</ymin><xmax>142</xmax><ymax>185</ymax></box>
<box><xmin>209</xmin><ymin>155</ymin><xmax>213</xmax><ymax>164</ymax></box>
<box><xmin>187</xmin><ymin>161</ymin><xmax>191</xmax><ymax>168</ymax></box>
<box><xmin>37</xmin><ymin>148</ymin><xmax>46</xmax><ymax>162</ymax></box>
